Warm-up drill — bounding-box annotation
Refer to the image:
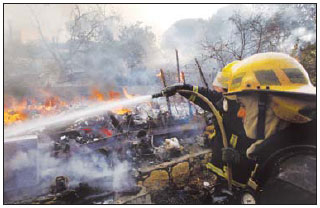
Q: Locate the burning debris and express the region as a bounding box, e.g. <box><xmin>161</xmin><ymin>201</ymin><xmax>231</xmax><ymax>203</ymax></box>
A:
<box><xmin>4</xmin><ymin>87</ymin><xmax>132</xmax><ymax>127</ymax></box>
<box><xmin>4</xmin><ymin>84</ymin><xmax>214</xmax><ymax>205</ymax></box>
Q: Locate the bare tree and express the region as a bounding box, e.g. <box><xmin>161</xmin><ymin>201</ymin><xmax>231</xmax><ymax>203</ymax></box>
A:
<box><xmin>28</xmin><ymin>5</ymin><xmax>68</xmax><ymax>83</ymax></box>
<box><xmin>201</xmin><ymin>7</ymin><xmax>291</xmax><ymax>68</ymax></box>
<box><xmin>201</xmin><ymin>38</ymin><xmax>233</xmax><ymax>68</ymax></box>
<box><xmin>228</xmin><ymin>11</ymin><xmax>250</xmax><ymax>60</ymax></box>
<box><xmin>28</xmin><ymin>6</ymin><xmax>62</xmax><ymax>65</ymax></box>
<box><xmin>29</xmin><ymin>5</ymin><xmax>121</xmax><ymax>82</ymax></box>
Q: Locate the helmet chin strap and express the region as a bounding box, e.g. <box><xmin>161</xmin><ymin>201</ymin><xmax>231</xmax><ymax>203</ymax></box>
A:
<box><xmin>257</xmin><ymin>93</ymin><xmax>267</xmax><ymax>139</ymax></box>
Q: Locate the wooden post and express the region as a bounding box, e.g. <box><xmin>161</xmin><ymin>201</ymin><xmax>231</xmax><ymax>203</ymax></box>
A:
<box><xmin>159</xmin><ymin>69</ymin><xmax>172</xmax><ymax>115</ymax></box>
<box><xmin>175</xmin><ymin>49</ymin><xmax>180</xmax><ymax>83</ymax></box>
<box><xmin>180</xmin><ymin>71</ymin><xmax>185</xmax><ymax>85</ymax></box>
<box><xmin>195</xmin><ymin>58</ymin><xmax>209</xmax><ymax>89</ymax></box>
<box><xmin>180</xmin><ymin>71</ymin><xmax>193</xmax><ymax>116</ymax></box>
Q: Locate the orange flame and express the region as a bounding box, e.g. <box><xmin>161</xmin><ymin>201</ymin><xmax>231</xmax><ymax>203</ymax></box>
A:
<box><xmin>44</xmin><ymin>96</ymin><xmax>67</xmax><ymax>111</ymax></box>
<box><xmin>88</xmin><ymin>88</ymin><xmax>131</xmax><ymax>115</ymax></box>
<box><xmin>112</xmin><ymin>108</ymin><xmax>132</xmax><ymax>115</ymax></box>
<box><xmin>4</xmin><ymin>110</ymin><xmax>27</xmax><ymax>125</ymax></box>
<box><xmin>108</xmin><ymin>90</ymin><xmax>121</xmax><ymax>100</ymax></box>
<box><xmin>156</xmin><ymin>70</ymin><xmax>165</xmax><ymax>84</ymax></box>
<box><xmin>4</xmin><ymin>93</ymin><xmax>69</xmax><ymax>125</ymax></box>
<box><xmin>122</xmin><ymin>87</ymin><xmax>138</xmax><ymax>99</ymax></box>
<box><xmin>4</xmin><ymin>97</ymin><xmax>29</xmax><ymax>125</ymax></box>
<box><xmin>4</xmin><ymin>86</ymin><xmax>137</xmax><ymax>125</ymax></box>
<box><xmin>180</xmin><ymin>72</ymin><xmax>185</xmax><ymax>83</ymax></box>
<box><xmin>90</xmin><ymin>88</ymin><xmax>105</xmax><ymax>101</ymax></box>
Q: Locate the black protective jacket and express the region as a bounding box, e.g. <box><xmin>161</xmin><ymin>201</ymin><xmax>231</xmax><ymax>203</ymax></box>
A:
<box><xmin>251</xmin><ymin>119</ymin><xmax>317</xmax><ymax>204</ymax></box>
<box><xmin>179</xmin><ymin>85</ymin><xmax>256</xmax><ymax>186</ymax></box>
<box><xmin>179</xmin><ymin>85</ymin><xmax>316</xmax><ymax>203</ymax></box>
<box><xmin>248</xmin><ymin>119</ymin><xmax>316</xmax><ymax>163</ymax></box>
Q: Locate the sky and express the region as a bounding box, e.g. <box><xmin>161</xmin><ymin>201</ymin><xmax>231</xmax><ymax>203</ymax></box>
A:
<box><xmin>113</xmin><ymin>4</ymin><xmax>228</xmax><ymax>36</ymax></box>
<box><xmin>4</xmin><ymin>4</ymin><xmax>228</xmax><ymax>43</ymax></box>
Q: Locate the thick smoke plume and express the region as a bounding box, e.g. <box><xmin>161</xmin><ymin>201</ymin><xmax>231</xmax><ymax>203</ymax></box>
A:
<box><xmin>4</xmin><ymin>4</ymin><xmax>315</xmax><ymax>100</ymax></box>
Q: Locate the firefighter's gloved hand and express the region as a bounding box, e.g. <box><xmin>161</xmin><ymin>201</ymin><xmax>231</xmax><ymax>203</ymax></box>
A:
<box><xmin>222</xmin><ymin>147</ymin><xmax>240</xmax><ymax>164</ymax></box>
<box><xmin>162</xmin><ymin>84</ymin><xmax>191</xmax><ymax>97</ymax></box>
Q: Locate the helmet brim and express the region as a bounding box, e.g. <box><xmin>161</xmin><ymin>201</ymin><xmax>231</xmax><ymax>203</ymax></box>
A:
<box><xmin>225</xmin><ymin>87</ymin><xmax>316</xmax><ymax>101</ymax></box>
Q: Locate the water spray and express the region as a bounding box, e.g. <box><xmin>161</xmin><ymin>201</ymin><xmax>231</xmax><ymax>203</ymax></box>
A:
<box><xmin>4</xmin><ymin>95</ymin><xmax>152</xmax><ymax>140</ymax></box>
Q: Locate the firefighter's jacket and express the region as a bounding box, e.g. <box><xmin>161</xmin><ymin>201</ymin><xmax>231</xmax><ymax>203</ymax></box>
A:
<box><xmin>249</xmin><ymin>119</ymin><xmax>316</xmax><ymax>204</ymax></box>
<box><xmin>247</xmin><ymin>119</ymin><xmax>316</xmax><ymax>163</ymax></box>
<box><xmin>178</xmin><ymin>86</ymin><xmax>256</xmax><ymax>187</ymax></box>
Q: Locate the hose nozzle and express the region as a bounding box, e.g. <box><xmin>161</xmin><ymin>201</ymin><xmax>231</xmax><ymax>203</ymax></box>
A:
<box><xmin>152</xmin><ymin>91</ymin><xmax>164</xmax><ymax>98</ymax></box>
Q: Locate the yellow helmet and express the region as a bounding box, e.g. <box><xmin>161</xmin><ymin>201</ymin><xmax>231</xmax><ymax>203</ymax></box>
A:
<box><xmin>270</xmin><ymin>95</ymin><xmax>316</xmax><ymax>123</ymax></box>
<box><xmin>212</xmin><ymin>61</ymin><xmax>240</xmax><ymax>89</ymax></box>
<box><xmin>226</xmin><ymin>52</ymin><xmax>316</xmax><ymax>124</ymax></box>
<box><xmin>226</xmin><ymin>52</ymin><xmax>316</xmax><ymax>97</ymax></box>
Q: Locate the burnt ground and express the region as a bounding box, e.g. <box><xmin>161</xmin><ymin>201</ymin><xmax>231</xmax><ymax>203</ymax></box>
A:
<box><xmin>150</xmin><ymin>167</ymin><xmax>217</xmax><ymax>205</ymax></box>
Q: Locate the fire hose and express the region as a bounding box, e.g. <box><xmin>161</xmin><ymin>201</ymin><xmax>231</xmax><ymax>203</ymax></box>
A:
<box><xmin>152</xmin><ymin>89</ymin><xmax>233</xmax><ymax>191</ymax></box>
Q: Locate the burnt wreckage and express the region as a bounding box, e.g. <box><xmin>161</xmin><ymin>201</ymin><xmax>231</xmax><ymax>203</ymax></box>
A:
<box><xmin>4</xmin><ymin>100</ymin><xmax>219</xmax><ymax>204</ymax></box>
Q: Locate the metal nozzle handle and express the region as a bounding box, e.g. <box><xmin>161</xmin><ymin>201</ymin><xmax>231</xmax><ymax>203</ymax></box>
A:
<box><xmin>152</xmin><ymin>91</ymin><xmax>164</xmax><ymax>98</ymax></box>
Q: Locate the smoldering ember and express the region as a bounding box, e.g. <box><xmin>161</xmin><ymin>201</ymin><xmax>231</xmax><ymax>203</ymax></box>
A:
<box><xmin>3</xmin><ymin>4</ymin><xmax>316</xmax><ymax>205</ymax></box>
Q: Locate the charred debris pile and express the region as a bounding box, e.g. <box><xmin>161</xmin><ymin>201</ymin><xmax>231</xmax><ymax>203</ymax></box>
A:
<box><xmin>5</xmin><ymin>97</ymin><xmax>214</xmax><ymax>204</ymax></box>
<box><xmin>4</xmin><ymin>65</ymin><xmax>218</xmax><ymax>204</ymax></box>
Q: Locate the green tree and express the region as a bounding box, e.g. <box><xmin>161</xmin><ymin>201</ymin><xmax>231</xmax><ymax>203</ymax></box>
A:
<box><xmin>300</xmin><ymin>43</ymin><xmax>316</xmax><ymax>85</ymax></box>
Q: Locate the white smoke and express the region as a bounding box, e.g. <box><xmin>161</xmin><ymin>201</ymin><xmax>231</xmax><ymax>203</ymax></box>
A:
<box><xmin>9</xmin><ymin>150</ymin><xmax>37</xmax><ymax>170</ymax></box>
<box><xmin>38</xmin><ymin>148</ymin><xmax>113</xmax><ymax>187</ymax></box>
<box><xmin>112</xmin><ymin>159</ymin><xmax>133</xmax><ymax>191</ymax></box>
<box><xmin>5</xmin><ymin>141</ymin><xmax>135</xmax><ymax>201</ymax></box>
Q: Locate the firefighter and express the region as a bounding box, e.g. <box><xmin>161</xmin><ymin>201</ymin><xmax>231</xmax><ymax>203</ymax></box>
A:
<box><xmin>162</xmin><ymin>61</ymin><xmax>256</xmax><ymax>202</ymax></box>
<box><xmin>224</xmin><ymin>52</ymin><xmax>316</xmax><ymax>204</ymax></box>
